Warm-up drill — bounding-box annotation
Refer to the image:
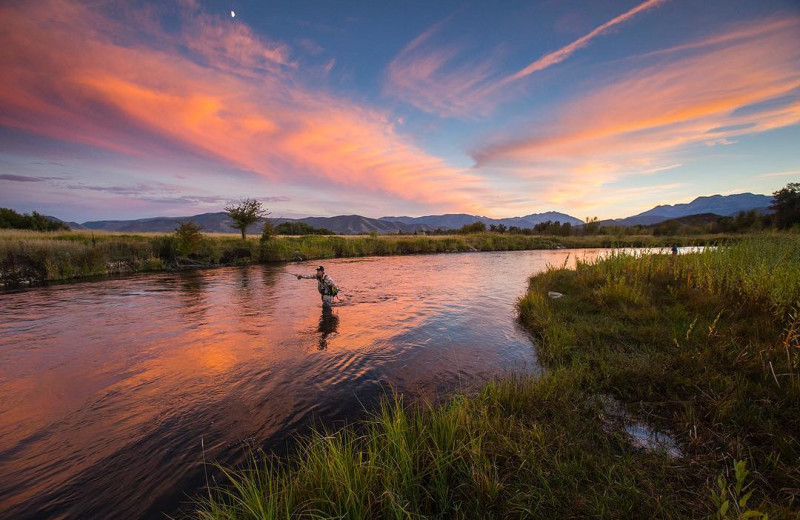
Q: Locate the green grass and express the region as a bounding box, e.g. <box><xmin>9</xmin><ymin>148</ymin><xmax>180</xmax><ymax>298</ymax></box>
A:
<box><xmin>518</xmin><ymin>235</ymin><xmax>800</xmax><ymax>517</ymax></box>
<box><xmin>195</xmin><ymin>382</ymin><xmax>689</xmax><ymax>520</ymax></box>
<box><xmin>190</xmin><ymin>234</ymin><xmax>799</xmax><ymax>519</ymax></box>
<box><xmin>0</xmin><ymin>229</ymin><xmax>738</xmax><ymax>286</ymax></box>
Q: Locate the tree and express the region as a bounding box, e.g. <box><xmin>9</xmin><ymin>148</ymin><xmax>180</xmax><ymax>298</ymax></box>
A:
<box><xmin>458</xmin><ymin>221</ymin><xmax>486</xmax><ymax>234</ymax></box>
<box><xmin>770</xmin><ymin>183</ymin><xmax>800</xmax><ymax>230</ymax></box>
<box><xmin>274</xmin><ymin>221</ymin><xmax>334</xmax><ymax>235</ymax></box>
<box><xmin>260</xmin><ymin>220</ymin><xmax>275</xmax><ymax>243</ymax></box>
<box><xmin>0</xmin><ymin>207</ymin><xmax>69</xmax><ymax>231</ymax></box>
<box><xmin>583</xmin><ymin>216</ymin><xmax>599</xmax><ymax>235</ymax></box>
<box><xmin>224</xmin><ymin>199</ymin><xmax>268</xmax><ymax>239</ymax></box>
<box><xmin>174</xmin><ymin>220</ymin><xmax>204</xmax><ymax>256</ymax></box>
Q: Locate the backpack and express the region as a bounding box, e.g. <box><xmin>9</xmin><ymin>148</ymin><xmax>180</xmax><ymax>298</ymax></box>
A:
<box><xmin>323</xmin><ymin>275</ymin><xmax>339</xmax><ymax>296</ymax></box>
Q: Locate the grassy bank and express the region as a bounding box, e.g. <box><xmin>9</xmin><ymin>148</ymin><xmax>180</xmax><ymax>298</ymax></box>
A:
<box><xmin>191</xmin><ymin>235</ymin><xmax>799</xmax><ymax>519</ymax></box>
<box><xmin>1</xmin><ymin>229</ymin><xmax>736</xmax><ymax>286</ymax></box>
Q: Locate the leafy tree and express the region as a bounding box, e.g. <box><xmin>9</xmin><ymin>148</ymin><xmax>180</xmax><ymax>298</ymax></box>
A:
<box><xmin>0</xmin><ymin>207</ymin><xmax>69</xmax><ymax>231</ymax></box>
<box><xmin>174</xmin><ymin>220</ymin><xmax>204</xmax><ymax>256</ymax></box>
<box><xmin>260</xmin><ymin>220</ymin><xmax>275</xmax><ymax>243</ymax></box>
<box><xmin>458</xmin><ymin>221</ymin><xmax>486</xmax><ymax>234</ymax></box>
<box><xmin>224</xmin><ymin>199</ymin><xmax>268</xmax><ymax>239</ymax></box>
<box><xmin>583</xmin><ymin>216</ymin><xmax>599</xmax><ymax>235</ymax></box>
<box><xmin>770</xmin><ymin>182</ymin><xmax>800</xmax><ymax>230</ymax></box>
<box><xmin>274</xmin><ymin>221</ymin><xmax>334</xmax><ymax>235</ymax></box>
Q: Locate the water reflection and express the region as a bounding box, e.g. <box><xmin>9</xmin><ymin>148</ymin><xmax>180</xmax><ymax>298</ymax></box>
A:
<box><xmin>177</xmin><ymin>270</ymin><xmax>208</xmax><ymax>319</ymax></box>
<box><xmin>317</xmin><ymin>308</ymin><xmax>339</xmax><ymax>350</ymax></box>
<box><xmin>0</xmin><ymin>249</ymin><xmax>616</xmax><ymax>520</ymax></box>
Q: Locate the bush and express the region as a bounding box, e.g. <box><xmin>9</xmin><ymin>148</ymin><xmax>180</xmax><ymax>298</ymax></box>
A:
<box><xmin>275</xmin><ymin>222</ymin><xmax>335</xmax><ymax>235</ymax></box>
<box><xmin>174</xmin><ymin>221</ymin><xmax>204</xmax><ymax>257</ymax></box>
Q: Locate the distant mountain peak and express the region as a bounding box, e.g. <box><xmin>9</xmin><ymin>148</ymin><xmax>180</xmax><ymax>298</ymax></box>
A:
<box><xmin>597</xmin><ymin>192</ymin><xmax>772</xmax><ymax>227</ymax></box>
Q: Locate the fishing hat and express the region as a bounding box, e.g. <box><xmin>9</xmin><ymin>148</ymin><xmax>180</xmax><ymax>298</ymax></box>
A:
<box><xmin>316</xmin><ymin>266</ymin><xmax>324</xmax><ymax>271</ymax></box>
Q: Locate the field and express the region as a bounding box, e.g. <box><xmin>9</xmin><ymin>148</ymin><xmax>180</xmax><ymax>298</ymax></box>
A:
<box><xmin>192</xmin><ymin>235</ymin><xmax>800</xmax><ymax>519</ymax></box>
<box><xmin>0</xmin><ymin>229</ymin><xmax>739</xmax><ymax>286</ymax></box>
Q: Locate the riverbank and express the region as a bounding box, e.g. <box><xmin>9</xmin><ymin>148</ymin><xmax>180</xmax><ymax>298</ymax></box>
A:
<box><xmin>192</xmin><ymin>235</ymin><xmax>799</xmax><ymax>519</ymax></box>
<box><xmin>1</xmin><ymin>229</ymin><xmax>739</xmax><ymax>287</ymax></box>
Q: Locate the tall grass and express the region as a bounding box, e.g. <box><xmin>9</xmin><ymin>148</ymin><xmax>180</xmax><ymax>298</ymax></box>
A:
<box><xmin>190</xmin><ymin>235</ymin><xmax>799</xmax><ymax>519</ymax></box>
<box><xmin>517</xmin><ymin>235</ymin><xmax>800</xmax><ymax>515</ymax></box>
<box><xmin>573</xmin><ymin>236</ymin><xmax>800</xmax><ymax>311</ymax></box>
<box><xmin>1</xmin><ymin>229</ymin><xmax>734</xmax><ymax>285</ymax></box>
<box><xmin>196</xmin><ymin>381</ymin><xmax>687</xmax><ymax>520</ymax></box>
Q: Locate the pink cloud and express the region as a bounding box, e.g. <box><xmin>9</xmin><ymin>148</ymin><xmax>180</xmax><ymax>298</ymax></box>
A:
<box><xmin>384</xmin><ymin>0</ymin><xmax>671</xmax><ymax>118</ymax></box>
<box><xmin>474</xmin><ymin>18</ymin><xmax>800</xmax><ymax>167</ymax></box>
<box><xmin>0</xmin><ymin>0</ymin><xmax>488</xmax><ymax>214</ymax></box>
<box><xmin>468</xmin><ymin>17</ymin><xmax>800</xmax><ymax>215</ymax></box>
<box><xmin>383</xmin><ymin>20</ymin><xmax>503</xmax><ymax>118</ymax></box>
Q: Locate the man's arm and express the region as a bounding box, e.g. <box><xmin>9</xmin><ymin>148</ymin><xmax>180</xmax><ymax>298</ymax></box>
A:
<box><xmin>297</xmin><ymin>274</ymin><xmax>316</xmax><ymax>279</ymax></box>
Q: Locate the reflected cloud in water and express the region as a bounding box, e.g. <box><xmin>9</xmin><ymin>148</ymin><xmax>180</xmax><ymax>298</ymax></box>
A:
<box><xmin>0</xmin><ymin>249</ymin><xmax>617</xmax><ymax>519</ymax></box>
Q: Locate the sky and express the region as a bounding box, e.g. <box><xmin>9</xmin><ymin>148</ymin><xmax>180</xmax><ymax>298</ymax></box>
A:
<box><xmin>1</xmin><ymin>0</ymin><xmax>799</xmax><ymax>222</ymax></box>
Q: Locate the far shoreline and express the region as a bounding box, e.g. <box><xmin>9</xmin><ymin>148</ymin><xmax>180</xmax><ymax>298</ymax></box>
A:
<box><xmin>0</xmin><ymin>229</ymin><xmax>745</xmax><ymax>289</ymax></box>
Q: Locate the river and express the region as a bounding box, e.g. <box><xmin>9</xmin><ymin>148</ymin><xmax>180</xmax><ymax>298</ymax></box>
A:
<box><xmin>0</xmin><ymin>248</ymin><xmax>618</xmax><ymax>519</ymax></box>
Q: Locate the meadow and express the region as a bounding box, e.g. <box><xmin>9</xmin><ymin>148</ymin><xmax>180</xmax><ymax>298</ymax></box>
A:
<box><xmin>193</xmin><ymin>235</ymin><xmax>799</xmax><ymax>519</ymax></box>
<box><xmin>0</xmin><ymin>229</ymin><xmax>736</xmax><ymax>286</ymax></box>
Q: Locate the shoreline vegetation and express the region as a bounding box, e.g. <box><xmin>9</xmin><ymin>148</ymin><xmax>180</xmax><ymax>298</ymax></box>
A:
<box><xmin>192</xmin><ymin>235</ymin><xmax>799</xmax><ymax>519</ymax></box>
<box><xmin>0</xmin><ymin>229</ymin><xmax>748</xmax><ymax>287</ymax></box>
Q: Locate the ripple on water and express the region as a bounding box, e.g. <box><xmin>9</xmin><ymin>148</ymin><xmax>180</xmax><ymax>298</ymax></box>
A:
<box><xmin>0</xmin><ymin>248</ymin><xmax>618</xmax><ymax>520</ymax></box>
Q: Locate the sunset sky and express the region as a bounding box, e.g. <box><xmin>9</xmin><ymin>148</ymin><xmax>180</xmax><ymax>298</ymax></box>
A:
<box><xmin>1</xmin><ymin>0</ymin><xmax>799</xmax><ymax>222</ymax></box>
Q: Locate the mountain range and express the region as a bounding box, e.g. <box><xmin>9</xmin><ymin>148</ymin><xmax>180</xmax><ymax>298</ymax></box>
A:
<box><xmin>379</xmin><ymin>212</ymin><xmax>583</xmax><ymax>229</ymax></box>
<box><xmin>55</xmin><ymin>192</ymin><xmax>773</xmax><ymax>234</ymax></box>
<box><xmin>595</xmin><ymin>193</ymin><xmax>773</xmax><ymax>227</ymax></box>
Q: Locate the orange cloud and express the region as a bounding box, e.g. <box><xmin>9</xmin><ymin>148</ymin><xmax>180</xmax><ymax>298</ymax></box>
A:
<box><xmin>467</xmin><ymin>16</ymin><xmax>800</xmax><ymax>215</ymax></box>
<box><xmin>474</xmin><ymin>18</ymin><xmax>800</xmax><ymax>167</ymax></box>
<box><xmin>0</xmin><ymin>0</ymin><xmax>487</xmax><ymax>213</ymax></box>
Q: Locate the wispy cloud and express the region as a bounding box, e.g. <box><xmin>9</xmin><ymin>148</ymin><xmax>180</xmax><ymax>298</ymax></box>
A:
<box><xmin>756</xmin><ymin>169</ymin><xmax>800</xmax><ymax>178</ymax></box>
<box><xmin>383</xmin><ymin>19</ymin><xmax>503</xmax><ymax>118</ymax></box>
<box><xmin>497</xmin><ymin>0</ymin><xmax>670</xmax><ymax>87</ymax></box>
<box><xmin>384</xmin><ymin>0</ymin><xmax>670</xmax><ymax>118</ymax></box>
<box><xmin>1</xmin><ymin>174</ymin><xmax>49</xmax><ymax>182</ymax></box>
<box><xmin>0</xmin><ymin>0</ymin><xmax>489</xmax><ymax>214</ymax></box>
<box><xmin>469</xmin><ymin>17</ymin><xmax>800</xmax><ymax>214</ymax></box>
<box><xmin>0</xmin><ymin>174</ymin><xmax>69</xmax><ymax>182</ymax></box>
<box><xmin>474</xmin><ymin>18</ymin><xmax>800</xmax><ymax>167</ymax></box>
<box><xmin>61</xmin><ymin>181</ymin><xmax>295</xmax><ymax>207</ymax></box>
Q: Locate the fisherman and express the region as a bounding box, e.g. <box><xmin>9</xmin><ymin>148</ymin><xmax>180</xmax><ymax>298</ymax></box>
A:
<box><xmin>671</xmin><ymin>244</ymin><xmax>679</xmax><ymax>255</ymax></box>
<box><xmin>297</xmin><ymin>265</ymin><xmax>339</xmax><ymax>309</ymax></box>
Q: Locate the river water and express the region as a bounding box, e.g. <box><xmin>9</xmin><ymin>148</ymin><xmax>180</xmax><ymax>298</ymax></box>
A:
<box><xmin>0</xmin><ymin>249</ymin><xmax>614</xmax><ymax>519</ymax></box>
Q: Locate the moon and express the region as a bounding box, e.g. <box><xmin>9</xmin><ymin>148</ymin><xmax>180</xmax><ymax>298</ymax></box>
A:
<box><xmin>230</xmin><ymin>10</ymin><xmax>235</xmax><ymax>18</ymax></box>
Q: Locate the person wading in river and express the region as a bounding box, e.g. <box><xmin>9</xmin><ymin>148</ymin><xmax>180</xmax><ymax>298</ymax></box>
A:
<box><xmin>297</xmin><ymin>266</ymin><xmax>339</xmax><ymax>309</ymax></box>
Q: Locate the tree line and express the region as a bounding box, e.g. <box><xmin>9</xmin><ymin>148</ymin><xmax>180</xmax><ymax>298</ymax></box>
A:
<box><xmin>0</xmin><ymin>208</ymin><xmax>69</xmax><ymax>231</ymax></box>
